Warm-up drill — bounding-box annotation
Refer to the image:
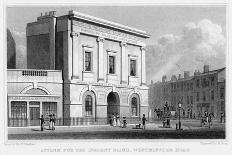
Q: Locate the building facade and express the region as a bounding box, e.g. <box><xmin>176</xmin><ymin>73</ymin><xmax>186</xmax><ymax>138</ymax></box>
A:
<box><xmin>149</xmin><ymin>65</ymin><xmax>225</xmax><ymax>119</ymax></box>
<box><xmin>7</xmin><ymin>10</ymin><xmax>150</xmax><ymax>126</ymax></box>
<box><xmin>7</xmin><ymin>69</ymin><xmax>63</xmax><ymax>126</ymax></box>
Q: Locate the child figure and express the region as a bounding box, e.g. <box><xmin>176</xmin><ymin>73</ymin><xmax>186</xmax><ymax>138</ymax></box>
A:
<box><xmin>142</xmin><ymin>114</ymin><xmax>147</xmax><ymax>129</ymax></box>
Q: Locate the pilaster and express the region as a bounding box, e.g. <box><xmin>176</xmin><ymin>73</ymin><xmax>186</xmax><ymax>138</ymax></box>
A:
<box><xmin>120</xmin><ymin>42</ymin><xmax>128</xmax><ymax>84</ymax></box>
<box><xmin>71</xmin><ymin>31</ymin><xmax>80</xmax><ymax>79</ymax></box>
<box><xmin>141</xmin><ymin>46</ymin><xmax>146</xmax><ymax>85</ymax></box>
<box><xmin>97</xmin><ymin>37</ymin><xmax>105</xmax><ymax>82</ymax></box>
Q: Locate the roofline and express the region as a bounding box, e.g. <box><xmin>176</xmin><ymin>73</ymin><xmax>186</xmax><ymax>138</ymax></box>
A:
<box><xmin>68</xmin><ymin>10</ymin><xmax>151</xmax><ymax>38</ymax></box>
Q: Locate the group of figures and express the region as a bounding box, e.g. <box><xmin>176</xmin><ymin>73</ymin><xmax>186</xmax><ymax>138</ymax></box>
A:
<box><xmin>201</xmin><ymin>111</ymin><xmax>214</xmax><ymax>128</ymax></box>
<box><xmin>109</xmin><ymin>113</ymin><xmax>127</xmax><ymax>127</ymax></box>
<box><xmin>39</xmin><ymin>114</ymin><xmax>56</xmax><ymax>131</ymax></box>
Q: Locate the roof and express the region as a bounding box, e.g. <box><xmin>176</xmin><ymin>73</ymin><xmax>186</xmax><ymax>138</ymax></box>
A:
<box><xmin>194</xmin><ymin>67</ymin><xmax>225</xmax><ymax>77</ymax></box>
<box><xmin>68</xmin><ymin>10</ymin><xmax>151</xmax><ymax>38</ymax></box>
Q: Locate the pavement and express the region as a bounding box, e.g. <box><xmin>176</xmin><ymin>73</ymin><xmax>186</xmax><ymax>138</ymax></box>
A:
<box><xmin>7</xmin><ymin>119</ymin><xmax>225</xmax><ymax>139</ymax></box>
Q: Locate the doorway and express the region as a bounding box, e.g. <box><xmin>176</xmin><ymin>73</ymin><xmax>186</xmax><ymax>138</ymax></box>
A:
<box><xmin>29</xmin><ymin>101</ymin><xmax>40</xmax><ymax>126</ymax></box>
<box><xmin>107</xmin><ymin>92</ymin><xmax>120</xmax><ymax>123</ymax></box>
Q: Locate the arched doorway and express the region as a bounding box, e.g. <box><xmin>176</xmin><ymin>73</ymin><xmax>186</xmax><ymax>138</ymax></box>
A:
<box><xmin>107</xmin><ymin>92</ymin><xmax>120</xmax><ymax>123</ymax></box>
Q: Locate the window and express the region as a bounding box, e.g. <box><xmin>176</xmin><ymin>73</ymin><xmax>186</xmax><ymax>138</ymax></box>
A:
<box><xmin>42</xmin><ymin>102</ymin><xmax>57</xmax><ymax>116</ymax></box>
<box><xmin>211</xmin><ymin>77</ymin><xmax>215</xmax><ymax>86</ymax></box>
<box><xmin>220</xmin><ymin>87</ymin><xmax>224</xmax><ymax>99</ymax></box>
<box><xmin>85</xmin><ymin>51</ymin><xmax>91</xmax><ymax>71</ymax></box>
<box><xmin>196</xmin><ymin>79</ymin><xmax>200</xmax><ymax>88</ymax></box>
<box><xmin>131</xmin><ymin>97</ymin><xmax>138</xmax><ymax>116</ymax></box>
<box><xmin>203</xmin><ymin>91</ymin><xmax>206</xmax><ymax>101</ymax></box>
<box><xmin>221</xmin><ymin>101</ymin><xmax>224</xmax><ymax>111</ymax></box>
<box><xmin>196</xmin><ymin>92</ymin><xmax>199</xmax><ymax>101</ymax></box>
<box><xmin>109</xmin><ymin>56</ymin><xmax>115</xmax><ymax>74</ymax></box>
<box><xmin>11</xmin><ymin>101</ymin><xmax>27</xmax><ymax>118</ymax></box>
<box><xmin>130</xmin><ymin>59</ymin><xmax>136</xmax><ymax>76</ymax></box>
<box><xmin>85</xmin><ymin>95</ymin><xmax>93</xmax><ymax>116</ymax></box>
<box><xmin>211</xmin><ymin>90</ymin><xmax>214</xmax><ymax>100</ymax></box>
<box><xmin>190</xmin><ymin>96</ymin><xmax>193</xmax><ymax>104</ymax></box>
<box><xmin>187</xmin><ymin>96</ymin><xmax>189</xmax><ymax>104</ymax></box>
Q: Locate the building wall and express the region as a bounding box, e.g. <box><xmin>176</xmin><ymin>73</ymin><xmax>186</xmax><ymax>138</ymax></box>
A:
<box><xmin>24</xmin><ymin>11</ymin><xmax>150</xmax><ymax>126</ymax></box>
<box><xmin>149</xmin><ymin>67</ymin><xmax>226</xmax><ymax>119</ymax></box>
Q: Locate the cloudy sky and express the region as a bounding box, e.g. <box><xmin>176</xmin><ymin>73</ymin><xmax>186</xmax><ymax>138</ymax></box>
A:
<box><xmin>7</xmin><ymin>6</ymin><xmax>226</xmax><ymax>83</ymax></box>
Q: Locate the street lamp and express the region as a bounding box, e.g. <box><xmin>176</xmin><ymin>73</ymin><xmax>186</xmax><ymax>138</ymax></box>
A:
<box><xmin>178</xmin><ymin>102</ymin><xmax>182</xmax><ymax>130</ymax></box>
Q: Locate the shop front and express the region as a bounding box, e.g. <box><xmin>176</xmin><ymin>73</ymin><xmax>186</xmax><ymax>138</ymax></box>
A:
<box><xmin>8</xmin><ymin>95</ymin><xmax>61</xmax><ymax>127</ymax></box>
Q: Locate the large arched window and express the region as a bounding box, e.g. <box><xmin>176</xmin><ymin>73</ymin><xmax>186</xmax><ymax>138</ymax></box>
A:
<box><xmin>85</xmin><ymin>95</ymin><xmax>93</xmax><ymax>116</ymax></box>
<box><xmin>131</xmin><ymin>97</ymin><xmax>138</xmax><ymax>116</ymax></box>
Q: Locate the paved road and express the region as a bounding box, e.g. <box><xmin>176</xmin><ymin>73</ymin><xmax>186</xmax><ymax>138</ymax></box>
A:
<box><xmin>8</xmin><ymin>120</ymin><xmax>225</xmax><ymax>140</ymax></box>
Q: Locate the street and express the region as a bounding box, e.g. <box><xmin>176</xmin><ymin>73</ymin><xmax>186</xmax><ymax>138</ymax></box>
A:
<box><xmin>8</xmin><ymin>120</ymin><xmax>225</xmax><ymax>139</ymax></box>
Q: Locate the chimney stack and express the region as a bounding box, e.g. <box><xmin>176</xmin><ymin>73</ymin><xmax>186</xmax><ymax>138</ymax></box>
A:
<box><xmin>162</xmin><ymin>75</ymin><xmax>167</xmax><ymax>82</ymax></box>
<box><xmin>203</xmin><ymin>65</ymin><xmax>209</xmax><ymax>73</ymax></box>
<box><xmin>171</xmin><ymin>75</ymin><xmax>177</xmax><ymax>82</ymax></box>
<box><xmin>184</xmin><ymin>71</ymin><xmax>190</xmax><ymax>78</ymax></box>
<box><xmin>178</xmin><ymin>74</ymin><xmax>182</xmax><ymax>79</ymax></box>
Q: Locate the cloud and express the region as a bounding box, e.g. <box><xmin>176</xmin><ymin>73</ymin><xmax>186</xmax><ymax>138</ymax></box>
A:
<box><xmin>11</xmin><ymin>30</ymin><xmax>26</xmax><ymax>38</ymax></box>
<box><xmin>146</xmin><ymin>19</ymin><xmax>226</xmax><ymax>83</ymax></box>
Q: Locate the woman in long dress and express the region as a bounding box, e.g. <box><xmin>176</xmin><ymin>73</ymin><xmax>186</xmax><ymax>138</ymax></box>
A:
<box><xmin>116</xmin><ymin>114</ymin><xmax>121</xmax><ymax>127</ymax></box>
<box><xmin>113</xmin><ymin>114</ymin><xmax>116</xmax><ymax>127</ymax></box>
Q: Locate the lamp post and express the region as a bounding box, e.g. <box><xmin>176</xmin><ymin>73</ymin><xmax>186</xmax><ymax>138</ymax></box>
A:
<box><xmin>178</xmin><ymin>102</ymin><xmax>182</xmax><ymax>130</ymax></box>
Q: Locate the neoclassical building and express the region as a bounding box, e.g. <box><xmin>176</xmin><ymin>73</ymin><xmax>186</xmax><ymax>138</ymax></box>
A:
<box><xmin>8</xmin><ymin>10</ymin><xmax>150</xmax><ymax>126</ymax></box>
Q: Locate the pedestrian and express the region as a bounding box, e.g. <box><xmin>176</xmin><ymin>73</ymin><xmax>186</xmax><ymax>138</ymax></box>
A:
<box><xmin>40</xmin><ymin>115</ymin><xmax>45</xmax><ymax>131</ymax></box>
<box><xmin>112</xmin><ymin>113</ymin><xmax>116</xmax><ymax>127</ymax></box>
<box><xmin>116</xmin><ymin>113</ymin><xmax>120</xmax><ymax>127</ymax></box>
<box><xmin>142</xmin><ymin>114</ymin><xmax>147</xmax><ymax>129</ymax></box>
<box><xmin>49</xmin><ymin>114</ymin><xmax>52</xmax><ymax>130</ymax></box>
<box><xmin>52</xmin><ymin>114</ymin><xmax>56</xmax><ymax>130</ymax></box>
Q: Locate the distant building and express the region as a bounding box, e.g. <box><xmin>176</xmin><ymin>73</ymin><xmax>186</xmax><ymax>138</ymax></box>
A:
<box><xmin>8</xmin><ymin>10</ymin><xmax>150</xmax><ymax>126</ymax></box>
<box><xmin>7</xmin><ymin>28</ymin><xmax>16</xmax><ymax>69</ymax></box>
<box><xmin>149</xmin><ymin>65</ymin><xmax>225</xmax><ymax>119</ymax></box>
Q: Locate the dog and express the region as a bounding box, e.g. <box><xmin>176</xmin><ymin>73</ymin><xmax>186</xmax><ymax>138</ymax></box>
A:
<box><xmin>135</xmin><ymin>124</ymin><xmax>141</xmax><ymax>128</ymax></box>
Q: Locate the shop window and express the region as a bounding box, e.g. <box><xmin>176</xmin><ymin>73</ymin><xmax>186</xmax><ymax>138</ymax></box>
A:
<box><xmin>11</xmin><ymin>101</ymin><xmax>27</xmax><ymax>118</ymax></box>
<box><xmin>42</xmin><ymin>102</ymin><xmax>57</xmax><ymax>117</ymax></box>
<box><xmin>85</xmin><ymin>95</ymin><xmax>93</xmax><ymax>116</ymax></box>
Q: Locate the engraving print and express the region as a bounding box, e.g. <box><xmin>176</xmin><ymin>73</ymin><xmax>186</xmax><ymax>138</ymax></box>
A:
<box><xmin>7</xmin><ymin>6</ymin><xmax>225</xmax><ymax>140</ymax></box>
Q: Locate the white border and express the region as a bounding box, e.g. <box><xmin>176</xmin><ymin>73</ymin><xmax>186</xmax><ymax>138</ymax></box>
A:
<box><xmin>1</xmin><ymin>0</ymin><xmax>232</xmax><ymax>155</ymax></box>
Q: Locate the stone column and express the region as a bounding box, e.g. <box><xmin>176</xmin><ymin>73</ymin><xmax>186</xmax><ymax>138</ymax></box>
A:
<box><xmin>120</xmin><ymin>42</ymin><xmax>127</xmax><ymax>84</ymax></box>
<box><xmin>97</xmin><ymin>37</ymin><xmax>105</xmax><ymax>82</ymax></box>
<box><xmin>71</xmin><ymin>31</ymin><xmax>80</xmax><ymax>79</ymax></box>
<box><xmin>141</xmin><ymin>46</ymin><xmax>146</xmax><ymax>85</ymax></box>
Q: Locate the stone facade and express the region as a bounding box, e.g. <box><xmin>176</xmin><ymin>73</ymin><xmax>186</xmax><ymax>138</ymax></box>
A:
<box><xmin>7</xmin><ymin>69</ymin><xmax>63</xmax><ymax>126</ymax></box>
<box><xmin>149</xmin><ymin>65</ymin><xmax>225</xmax><ymax>119</ymax></box>
<box><xmin>25</xmin><ymin>10</ymin><xmax>150</xmax><ymax>125</ymax></box>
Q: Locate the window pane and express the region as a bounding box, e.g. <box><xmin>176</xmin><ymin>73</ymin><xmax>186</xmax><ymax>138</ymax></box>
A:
<box><xmin>130</xmin><ymin>60</ymin><xmax>136</xmax><ymax>76</ymax></box>
<box><xmin>109</xmin><ymin>56</ymin><xmax>115</xmax><ymax>74</ymax></box>
<box><xmin>131</xmin><ymin>97</ymin><xmax>137</xmax><ymax>116</ymax></box>
<box><xmin>11</xmin><ymin>101</ymin><xmax>27</xmax><ymax>119</ymax></box>
<box><xmin>85</xmin><ymin>95</ymin><xmax>93</xmax><ymax>116</ymax></box>
<box><xmin>42</xmin><ymin>102</ymin><xmax>57</xmax><ymax>117</ymax></box>
<box><xmin>85</xmin><ymin>52</ymin><xmax>91</xmax><ymax>71</ymax></box>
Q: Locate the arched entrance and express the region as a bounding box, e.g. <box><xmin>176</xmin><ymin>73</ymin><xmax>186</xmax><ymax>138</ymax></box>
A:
<box><xmin>107</xmin><ymin>92</ymin><xmax>120</xmax><ymax>123</ymax></box>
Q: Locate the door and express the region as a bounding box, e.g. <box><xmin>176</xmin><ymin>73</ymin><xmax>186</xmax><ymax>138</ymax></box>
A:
<box><xmin>30</xmin><ymin>107</ymin><xmax>40</xmax><ymax>126</ymax></box>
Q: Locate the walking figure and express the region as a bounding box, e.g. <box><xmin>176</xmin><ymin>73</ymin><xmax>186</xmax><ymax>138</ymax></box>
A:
<box><xmin>116</xmin><ymin>113</ymin><xmax>120</xmax><ymax>127</ymax></box>
<box><xmin>51</xmin><ymin>114</ymin><xmax>56</xmax><ymax>130</ymax></box>
<box><xmin>112</xmin><ymin>113</ymin><xmax>116</xmax><ymax>127</ymax></box>
<box><xmin>142</xmin><ymin>114</ymin><xmax>147</xmax><ymax>129</ymax></box>
<box><xmin>40</xmin><ymin>115</ymin><xmax>45</xmax><ymax>131</ymax></box>
<box><xmin>49</xmin><ymin>114</ymin><xmax>52</xmax><ymax>130</ymax></box>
